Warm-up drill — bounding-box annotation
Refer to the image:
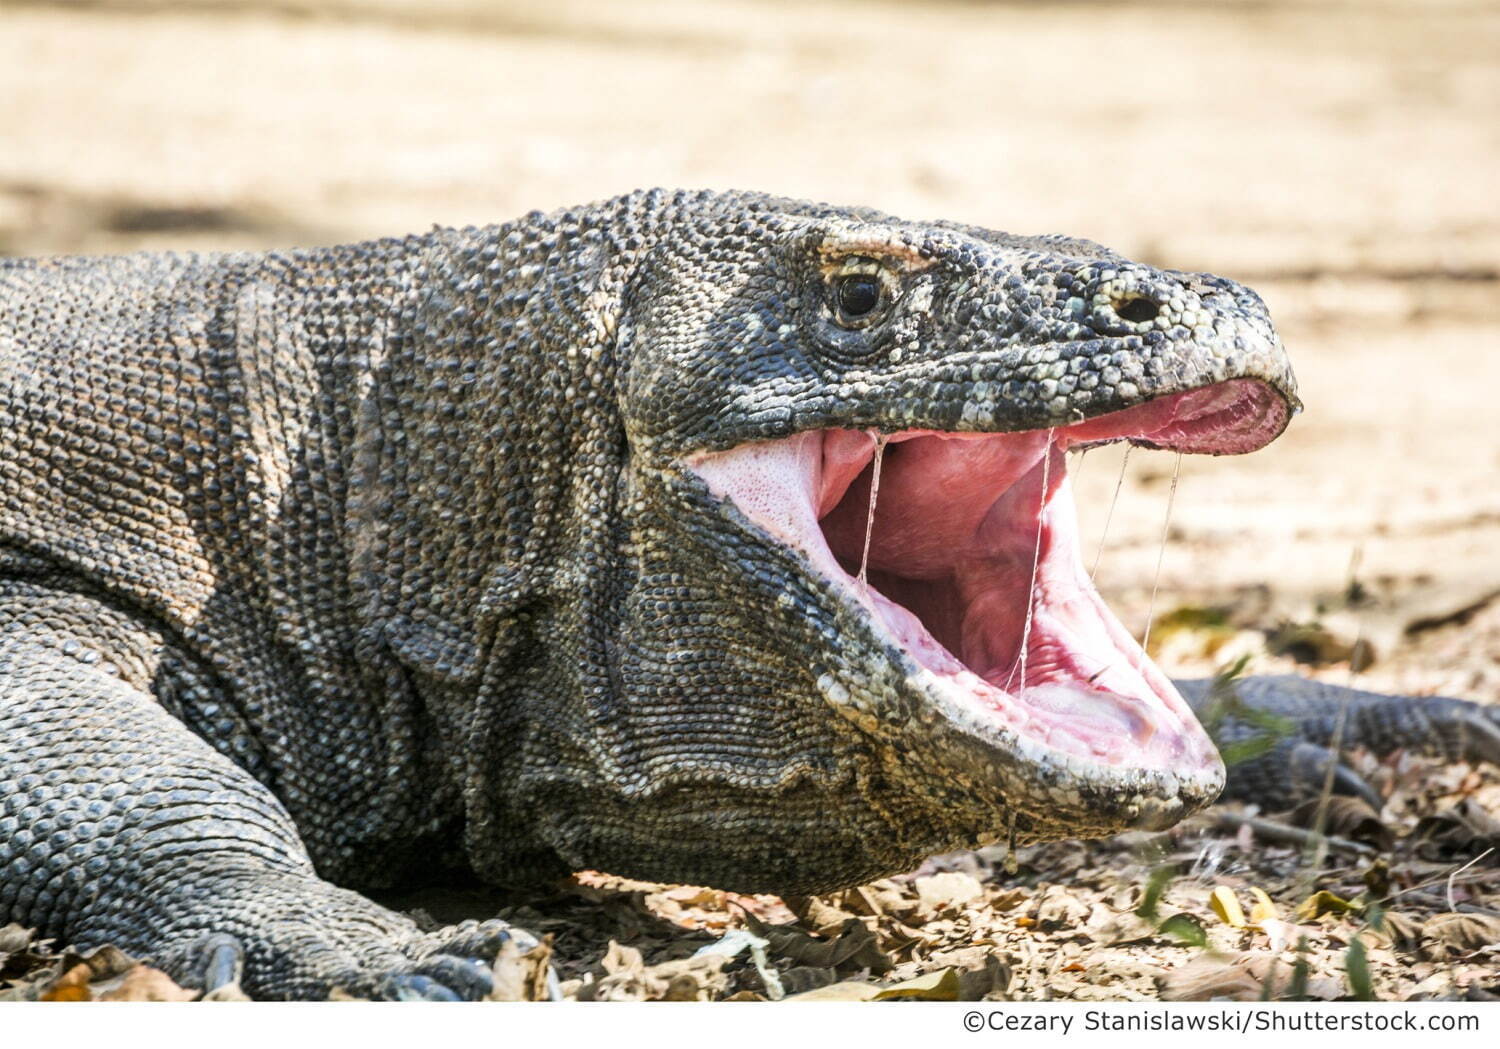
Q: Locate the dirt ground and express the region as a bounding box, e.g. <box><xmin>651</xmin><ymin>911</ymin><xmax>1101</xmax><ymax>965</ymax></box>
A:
<box><xmin>2</xmin><ymin>0</ymin><xmax>1498</xmax><ymax>1002</ymax></box>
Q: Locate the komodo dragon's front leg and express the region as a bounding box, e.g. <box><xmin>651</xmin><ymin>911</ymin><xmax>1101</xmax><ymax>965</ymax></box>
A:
<box><xmin>0</xmin><ymin>583</ymin><xmax>529</xmax><ymax>1000</ymax></box>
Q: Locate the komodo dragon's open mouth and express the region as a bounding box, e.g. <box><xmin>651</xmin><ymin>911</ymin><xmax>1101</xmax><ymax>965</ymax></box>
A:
<box><xmin>685</xmin><ymin>378</ymin><xmax>1289</xmax><ymax>798</ymax></box>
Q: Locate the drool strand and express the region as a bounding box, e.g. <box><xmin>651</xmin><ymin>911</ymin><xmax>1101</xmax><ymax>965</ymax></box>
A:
<box><xmin>857</xmin><ymin>433</ymin><xmax>888</xmax><ymax>592</ymax></box>
<box><xmin>1090</xmin><ymin>445</ymin><xmax>1131</xmax><ymax>585</ymax></box>
<box><xmin>1006</xmin><ymin>428</ymin><xmax>1055</xmax><ymax>695</ymax></box>
<box><xmin>1139</xmin><ymin>450</ymin><xmax>1182</xmax><ymax>655</ymax></box>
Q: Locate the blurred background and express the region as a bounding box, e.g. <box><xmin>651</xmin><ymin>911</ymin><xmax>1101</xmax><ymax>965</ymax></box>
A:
<box><xmin>2</xmin><ymin>0</ymin><xmax>1497</xmax><ymax>699</ymax></box>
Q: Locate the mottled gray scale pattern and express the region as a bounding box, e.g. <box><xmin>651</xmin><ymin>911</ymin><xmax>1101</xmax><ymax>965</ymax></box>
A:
<box><xmin>0</xmin><ymin>189</ymin><xmax>1489</xmax><ymax>998</ymax></box>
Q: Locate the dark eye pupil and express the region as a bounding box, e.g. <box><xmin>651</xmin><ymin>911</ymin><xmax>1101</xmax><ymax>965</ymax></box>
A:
<box><xmin>838</xmin><ymin>275</ymin><xmax>881</xmax><ymax>317</ymax></box>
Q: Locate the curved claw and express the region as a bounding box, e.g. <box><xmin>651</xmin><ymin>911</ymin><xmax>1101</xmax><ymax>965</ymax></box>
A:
<box><xmin>405</xmin><ymin>955</ymin><xmax>495</xmax><ymax>1001</ymax></box>
<box><xmin>180</xmin><ymin>933</ymin><xmax>245</xmax><ymax>993</ymax></box>
<box><xmin>389</xmin><ymin>918</ymin><xmax>559</xmax><ymax>1002</ymax></box>
<box><xmin>381</xmin><ymin>972</ymin><xmax>465</xmax><ymax>1002</ymax></box>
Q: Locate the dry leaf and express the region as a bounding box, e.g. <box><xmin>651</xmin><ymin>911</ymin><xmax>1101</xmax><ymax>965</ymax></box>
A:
<box><xmin>1161</xmin><ymin>951</ymin><xmax>1340</xmax><ymax>1002</ymax></box>
<box><xmin>1248</xmin><ymin>888</ymin><xmax>1278</xmax><ymax>925</ymax></box>
<box><xmin>201</xmin><ymin>982</ymin><xmax>252</xmax><ymax>1002</ymax></box>
<box><xmin>1034</xmin><ymin>885</ymin><xmax>1092</xmax><ymax>930</ymax></box>
<box><xmin>1413</xmin><ymin>800</ymin><xmax>1500</xmax><ymax>861</ymax></box>
<box><xmin>1255</xmin><ymin>918</ymin><xmax>1318</xmax><ymax>954</ymax></box>
<box><xmin>1295</xmin><ymin>890</ymin><xmax>1358</xmax><ymax>921</ymax></box>
<box><xmin>1085</xmin><ymin>907</ymin><xmax>1157</xmax><ymax>946</ymax></box>
<box><xmin>94</xmin><ymin>965</ymin><xmax>198</xmax><ymax>1002</ymax></box>
<box><xmin>1422</xmin><ymin>913</ymin><xmax>1500</xmax><ymax>955</ymax></box>
<box><xmin>965</xmin><ymin>960</ymin><xmax>1011</xmax><ymax>1000</ymax></box>
<box><xmin>1210</xmin><ymin>887</ymin><xmax>1248</xmax><ymax>928</ymax></box>
<box><xmin>0</xmin><ymin>925</ymin><xmax>32</xmax><ymax>957</ymax></box>
<box><xmin>914</xmin><ymin>872</ymin><xmax>983</xmax><ymax>916</ymax></box>
<box><xmin>1159</xmin><ymin>955</ymin><xmax>1263</xmax><ymax>1001</ymax></box>
<box><xmin>744</xmin><ymin>914</ymin><xmax>893</xmax><ymax>974</ymax></box>
<box><xmin>1379</xmin><ymin>911</ymin><xmax>1424</xmax><ymax>950</ymax></box>
<box><xmin>872</xmin><ymin>968</ymin><xmax>961</xmax><ymax>1001</ymax></box>
<box><xmin>1290</xmin><ymin>797</ymin><xmax>1394</xmax><ymax>851</ymax></box>
<box><xmin>787</xmin><ymin>981</ymin><xmax>879</xmax><ymax>1001</ymax></box>
<box><xmin>579</xmin><ymin>941</ymin><xmax>730</xmax><ymax>1002</ymax></box>
<box><xmin>785</xmin><ymin>895</ymin><xmax>858</xmax><ymax>937</ymax></box>
<box><xmin>488</xmin><ymin>936</ymin><xmax>531</xmax><ymax>1001</ymax></box>
<box><xmin>39</xmin><ymin>963</ymin><xmax>93</xmax><ymax>1002</ymax></box>
<box><xmin>785</xmin><ymin>968</ymin><xmax>962</xmax><ymax>1002</ymax></box>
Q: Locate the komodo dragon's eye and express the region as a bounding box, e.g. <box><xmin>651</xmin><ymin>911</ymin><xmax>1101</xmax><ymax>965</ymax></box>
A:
<box><xmin>834</xmin><ymin>274</ymin><xmax>882</xmax><ymax>321</ymax></box>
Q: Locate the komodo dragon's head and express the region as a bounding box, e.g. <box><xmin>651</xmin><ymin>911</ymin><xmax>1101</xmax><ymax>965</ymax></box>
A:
<box><xmin>486</xmin><ymin>191</ymin><xmax>1297</xmax><ymax>893</ymax></box>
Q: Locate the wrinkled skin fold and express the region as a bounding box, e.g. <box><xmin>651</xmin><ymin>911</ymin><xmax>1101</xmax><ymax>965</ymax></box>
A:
<box><xmin>2</xmin><ymin>190</ymin><xmax>1490</xmax><ymax>1000</ymax></box>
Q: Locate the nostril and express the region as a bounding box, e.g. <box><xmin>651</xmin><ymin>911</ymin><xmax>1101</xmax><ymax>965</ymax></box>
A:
<box><xmin>1115</xmin><ymin>296</ymin><xmax>1160</xmax><ymax>323</ymax></box>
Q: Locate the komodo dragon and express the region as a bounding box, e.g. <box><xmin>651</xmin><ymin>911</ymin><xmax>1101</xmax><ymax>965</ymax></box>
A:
<box><xmin>3</xmin><ymin>189</ymin><xmax>1497</xmax><ymax>1000</ymax></box>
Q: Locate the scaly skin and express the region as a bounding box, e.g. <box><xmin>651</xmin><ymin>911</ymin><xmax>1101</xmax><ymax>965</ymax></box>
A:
<box><xmin>1</xmin><ymin>190</ymin><xmax>1492</xmax><ymax>999</ymax></box>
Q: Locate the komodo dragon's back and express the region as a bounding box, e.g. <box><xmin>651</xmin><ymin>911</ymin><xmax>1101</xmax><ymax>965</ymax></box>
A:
<box><xmin>2</xmin><ymin>190</ymin><xmax>1496</xmax><ymax>1000</ymax></box>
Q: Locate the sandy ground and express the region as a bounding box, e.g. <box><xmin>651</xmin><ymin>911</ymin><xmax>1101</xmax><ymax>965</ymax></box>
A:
<box><xmin>2</xmin><ymin>0</ymin><xmax>1499</xmax><ymax>1001</ymax></box>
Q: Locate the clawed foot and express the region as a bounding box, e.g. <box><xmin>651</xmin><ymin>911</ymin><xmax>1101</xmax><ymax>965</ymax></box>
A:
<box><xmin>377</xmin><ymin>920</ymin><xmax>560</xmax><ymax>1002</ymax></box>
<box><xmin>175</xmin><ymin>914</ymin><xmax>558</xmax><ymax>1001</ymax></box>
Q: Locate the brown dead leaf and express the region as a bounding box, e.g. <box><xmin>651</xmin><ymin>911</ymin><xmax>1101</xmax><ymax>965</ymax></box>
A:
<box><xmin>489</xmin><ymin>934</ymin><xmax>554</xmax><ymax>1002</ymax></box>
<box><xmin>1413</xmin><ymin>800</ymin><xmax>1500</xmax><ymax>861</ymax></box>
<box><xmin>957</xmin><ymin>953</ymin><xmax>1012</xmax><ymax>1001</ymax></box>
<box><xmin>836</xmin><ymin>886</ymin><xmax>885</xmax><ymax>917</ymax></box>
<box><xmin>870</xmin><ymin>918</ymin><xmax>940</xmax><ymax>961</ymax></box>
<box><xmin>94</xmin><ymin>965</ymin><xmax>198</xmax><ymax>1002</ymax></box>
<box><xmin>200</xmin><ymin>982</ymin><xmax>252</xmax><ymax>1002</ymax></box>
<box><xmin>1295</xmin><ymin>890</ymin><xmax>1359</xmax><ymax>921</ymax></box>
<box><xmin>1084</xmin><ymin>905</ymin><xmax>1157</xmax><ymax>946</ymax></box>
<box><xmin>914</xmin><ymin>872</ymin><xmax>983</xmax><ymax>917</ymax></box>
<box><xmin>1289</xmin><ymin>796</ymin><xmax>1394</xmax><ymax>852</ymax></box>
<box><xmin>784</xmin><ymin>895</ymin><xmax>858</xmax><ymax>937</ymax></box>
<box><xmin>778</xmin><ymin>966</ymin><xmax>841</xmax><ymax>995</ymax></box>
<box><xmin>39</xmin><ymin>963</ymin><xmax>94</xmax><ymax>1002</ymax></box>
<box><xmin>1404</xmin><ymin>970</ymin><xmax>1459</xmax><ymax>1000</ymax></box>
<box><xmin>578</xmin><ymin>940</ymin><xmax>730</xmax><ymax>1002</ymax></box>
<box><xmin>872</xmin><ymin>968</ymin><xmax>961</xmax><ymax>1000</ymax></box>
<box><xmin>1378</xmin><ymin>911</ymin><xmax>1424</xmax><ymax>951</ymax></box>
<box><xmin>0</xmin><ymin>924</ymin><xmax>32</xmax><ymax>957</ymax></box>
<box><xmin>1160</xmin><ymin>951</ymin><xmax>1341</xmax><ymax>1002</ymax></box>
<box><xmin>786</xmin><ymin>980</ymin><xmax>880</xmax><ymax>1001</ymax></box>
<box><xmin>1033</xmin><ymin>885</ymin><xmax>1092</xmax><ymax>931</ymax></box>
<box><xmin>784</xmin><ymin>968</ymin><xmax>962</xmax><ymax>1002</ymax></box>
<box><xmin>1255</xmin><ymin>918</ymin><xmax>1319</xmax><ymax>954</ymax></box>
<box><xmin>1422</xmin><ymin>913</ymin><xmax>1500</xmax><ymax>955</ymax></box>
<box><xmin>77</xmin><ymin>945</ymin><xmax>136</xmax><ymax>983</ymax></box>
<box><xmin>723</xmin><ymin>892</ymin><xmax>799</xmax><ymax>926</ymax></box>
<box><xmin>744</xmin><ymin>914</ymin><xmax>893</xmax><ymax>974</ymax></box>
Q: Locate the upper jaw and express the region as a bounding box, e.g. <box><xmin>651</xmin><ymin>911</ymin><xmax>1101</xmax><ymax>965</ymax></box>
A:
<box><xmin>677</xmin><ymin>378</ymin><xmax>1292</xmax><ymax>835</ymax></box>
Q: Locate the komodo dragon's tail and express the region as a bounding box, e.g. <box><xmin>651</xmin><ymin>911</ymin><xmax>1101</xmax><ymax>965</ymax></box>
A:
<box><xmin>1177</xmin><ymin>675</ymin><xmax>1500</xmax><ymax>811</ymax></box>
